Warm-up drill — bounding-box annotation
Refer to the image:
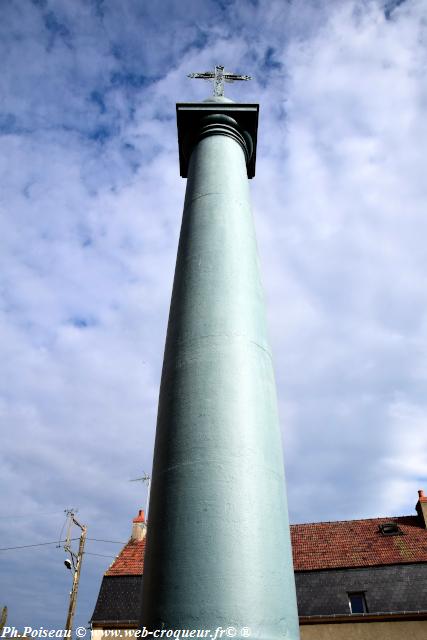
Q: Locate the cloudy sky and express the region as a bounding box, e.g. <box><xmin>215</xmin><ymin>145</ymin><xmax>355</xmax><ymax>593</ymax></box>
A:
<box><xmin>1</xmin><ymin>0</ymin><xmax>426</xmax><ymax>633</ymax></box>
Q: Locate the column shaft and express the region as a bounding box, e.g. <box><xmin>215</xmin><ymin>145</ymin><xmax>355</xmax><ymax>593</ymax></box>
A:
<box><xmin>141</xmin><ymin>127</ymin><xmax>299</xmax><ymax>640</ymax></box>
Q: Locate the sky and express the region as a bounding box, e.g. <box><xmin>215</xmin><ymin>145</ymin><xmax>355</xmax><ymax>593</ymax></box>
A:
<box><xmin>1</xmin><ymin>0</ymin><xmax>427</xmax><ymax>633</ymax></box>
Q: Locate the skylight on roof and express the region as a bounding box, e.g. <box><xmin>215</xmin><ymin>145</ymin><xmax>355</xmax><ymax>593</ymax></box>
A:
<box><xmin>378</xmin><ymin>522</ymin><xmax>402</xmax><ymax>536</ymax></box>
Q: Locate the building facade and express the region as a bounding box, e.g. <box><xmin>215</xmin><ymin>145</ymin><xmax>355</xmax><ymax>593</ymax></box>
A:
<box><xmin>91</xmin><ymin>490</ymin><xmax>427</xmax><ymax>639</ymax></box>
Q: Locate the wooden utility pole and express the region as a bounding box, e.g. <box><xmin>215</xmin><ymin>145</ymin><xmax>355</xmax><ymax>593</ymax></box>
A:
<box><xmin>64</xmin><ymin>514</ymin><xmax>87</xmax><ymax>637</ymax></box>
<box><xmin>0</xmin><ymin>606</ymin><xmax>7</xmax><ymax>632</ymax></box>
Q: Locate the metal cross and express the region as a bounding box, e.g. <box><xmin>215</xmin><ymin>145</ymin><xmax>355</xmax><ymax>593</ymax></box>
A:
<box><xmin>188</xmin><ymin>65</ymin><xmax>251</xmax><ymax>97</ymax></box>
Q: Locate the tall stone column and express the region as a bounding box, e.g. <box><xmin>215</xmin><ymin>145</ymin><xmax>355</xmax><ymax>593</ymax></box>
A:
<box><xmin>141</xmin><ymin>97</ymin><xmax>300</xmax><ymax>640</ymax></box>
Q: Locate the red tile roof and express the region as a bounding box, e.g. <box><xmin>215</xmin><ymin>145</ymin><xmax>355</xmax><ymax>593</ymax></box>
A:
<box><xmin>291</xmin><ymin>515</ymin><xmax>427</xmax><ymax>570</ymax></box>
<box><xmin>105</xmin><ymin>515</ymin><xmax>427</xmax><ymax>576</ymax></box>
<box><xmin>106</xmin><ymin>538</ymin><xmax>146</xmax><ymax>576</ymax></box>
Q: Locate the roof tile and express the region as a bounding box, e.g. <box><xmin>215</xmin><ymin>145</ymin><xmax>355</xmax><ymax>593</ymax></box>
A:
<box><xmin>105</xmin><ymin>515</ymin><xmax>427</xmax><ymax>576</ymax></box>
<box><xmin>291</xmin><ymin>515</ymin><xmax>427</xmax><ymax>570</ymax></box>
<box><xmin>106</xmin><ymin>538</ymin><xmax>145</xmax><ymax>576</ymax></box>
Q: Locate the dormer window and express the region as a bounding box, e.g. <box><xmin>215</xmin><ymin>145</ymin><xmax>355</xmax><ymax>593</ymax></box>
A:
<box><xmin>348</xmin><ymin>592</ymin><xmax>367</xmax><ymax>614</ymax></box>
<box><xmin>378</xmin><ymin>522</ymin><xmax>402</xmax><ymax>536</ymax></box>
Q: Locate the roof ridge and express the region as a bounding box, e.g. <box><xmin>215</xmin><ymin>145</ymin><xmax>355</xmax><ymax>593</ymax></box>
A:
<box><xmin>105</xmin><ymin>536</ymin><xmax>146</xmax><ymax>576</ymax></box>
<box><xmin>291</xmin><ymin>515</ymin><xmax>417</xmax><ymax>526</ymax></box>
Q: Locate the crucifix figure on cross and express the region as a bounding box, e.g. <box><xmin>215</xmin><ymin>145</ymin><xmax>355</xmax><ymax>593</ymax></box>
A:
<box><xmin>188</xmin><ymin>65</ymin><xmax>251</xmax><ymax>98</ymax></box>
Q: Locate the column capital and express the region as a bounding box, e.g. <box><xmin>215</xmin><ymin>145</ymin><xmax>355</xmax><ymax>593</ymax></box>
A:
<box><xmin>176</xmin><ymin>102</ymin><xmax>259</xmax><ymax>179</ymax></box>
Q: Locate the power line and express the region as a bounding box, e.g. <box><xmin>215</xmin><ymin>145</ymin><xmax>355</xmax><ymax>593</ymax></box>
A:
<box><xmin>0</xmin><ymin>538</ymin><xmax>126</xmax><ymax>552</ymax></box>
<box><xmin>0</xmin><ymin>539</ymin><xmax>79</xmax><ymax>551</ymax></box>
<box><xmin>0</xmin><ymin>511</ymin><xmax>63</xmax><ymax>520</ymax></box>
<box><xmin>58</xmin><ymin>512</ymin><xmax>69</xmax><ymax>549</ymax></box>
<box><xmin>84</xmin><ymin>552</ymin><xmax>117</xmax><ymax>558</ymax></box>
<box><xmin>87</xmin><ymin>538</ymin><xmax>126</xmax><ymax>544</ymax></box>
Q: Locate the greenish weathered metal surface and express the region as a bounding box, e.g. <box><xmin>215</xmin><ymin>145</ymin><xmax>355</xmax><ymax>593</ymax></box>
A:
<box><xmin>141</xmin><ymin>113</ymin><xmax>300</xmax><ymax>640</ymax></box>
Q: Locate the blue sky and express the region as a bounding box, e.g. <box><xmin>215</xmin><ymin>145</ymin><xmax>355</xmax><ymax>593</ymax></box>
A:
<box><xmin>1</xmin><ymin>0</ymin><xmax>427</xmax><ymax>633</ymax></box>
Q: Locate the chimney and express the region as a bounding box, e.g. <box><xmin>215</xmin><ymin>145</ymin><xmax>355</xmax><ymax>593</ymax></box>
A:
<box><xmin>416</xmin><ymin>490</ymin><xmax>427</xmax><ymax>528</ymax></box>
<box><xmin>131</xmin><ymin>509</ymin><xmax>146</xmax><ymax>541</ymax></box>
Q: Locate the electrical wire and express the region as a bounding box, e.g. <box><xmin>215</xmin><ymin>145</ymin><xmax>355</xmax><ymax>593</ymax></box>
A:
<box><xmin>87</xmin><ymin>538</ymin><xmax>126</xmax><ymax>544</ymax></box>
<box><xmin>84</xmin><ymin>552</ymin><xmax>117</xmax><ymax>558</ymax></box>
<box><xmin>57</xmin><ymin>512</ymin><xmax>68</xmax><ymax>549</ymax></box>
<box><xmin>0</xmin><ymin>511</ymin><xmax>62</xmax><ymax>520</ymax></box>
<box><xmin>0</xmin><ymin>538</ymin><xmax>127</xmax><ymax>552</ymax></box>
<box><xmin>0</xmin><ymin>539</ymin><xmax>79</xmax><ymax>551</ymax></box>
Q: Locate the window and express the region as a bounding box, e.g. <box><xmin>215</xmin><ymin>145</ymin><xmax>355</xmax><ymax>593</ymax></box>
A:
<box><xmin>348</xmin><ymin>592</ymin><xmax>367</xmax><ymax>614</ymax></box>
<box><xmin>378</xmin><ymin>522</ymin><xmax>402</xmax><ymax>536</ymax></box>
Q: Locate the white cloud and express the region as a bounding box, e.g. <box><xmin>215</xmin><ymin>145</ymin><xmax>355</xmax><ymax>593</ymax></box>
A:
<box><xmin>1</xmin><ymin>0</ymin><xmax>427</xmax><ymax>630</ymax></box>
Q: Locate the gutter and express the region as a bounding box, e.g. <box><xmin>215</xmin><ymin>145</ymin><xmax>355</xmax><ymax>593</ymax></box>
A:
<box><xmin>300</xmin><ymin>610</ymin><xmax>427</xmax><ymax>625</ymax></box>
